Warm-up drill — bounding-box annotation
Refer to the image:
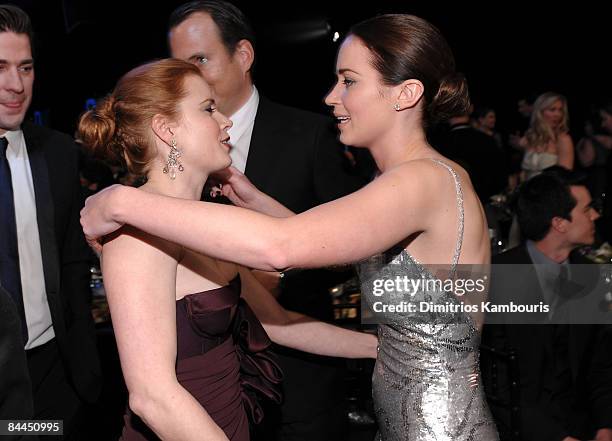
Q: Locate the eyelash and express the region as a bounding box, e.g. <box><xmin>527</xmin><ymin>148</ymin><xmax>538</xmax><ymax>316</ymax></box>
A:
<box><xmin>196</xmin><ymin>56</ymin><xmax>208</xmax><ymax>65</ymax></box>
<box><xmin>0</xmin><ymin>65</ymin><xmax>33</xmax><ymax>73</ymax></box>
<box><xmin>342</xmin><ymin>78</ymin><xmax>355</xmax><ymax>87</ymax></box>
<box><xmin>205</xmin><ymin>105</ymin><xmax>217</xmax><ymax>114</ymax></box>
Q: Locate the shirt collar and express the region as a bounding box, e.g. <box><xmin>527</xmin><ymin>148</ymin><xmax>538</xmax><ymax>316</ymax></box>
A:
<box><xmin>3</xmin><ymin>129</ymin><xmax>26</xmax><ymax>156</ymax></box>
<box><xmin>526</xmin><ymin>240</ymin><xmax>569</xmax><ymax>279</ymax></box>
<box><xmin>228</xmin><ymin>86</ymin><xmax>259</xmax><ymax>142</ymax></box>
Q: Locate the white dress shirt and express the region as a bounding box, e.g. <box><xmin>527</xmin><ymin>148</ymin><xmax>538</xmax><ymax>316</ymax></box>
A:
<box><xmin>5</xmin><ymin>129</ymin><xmax>55</xmax><ymax>350</ymax></box>
<box><xmin>227</xmin><ymin>86</ymin><xmax>259</xmax><ymax>173</ymax></box>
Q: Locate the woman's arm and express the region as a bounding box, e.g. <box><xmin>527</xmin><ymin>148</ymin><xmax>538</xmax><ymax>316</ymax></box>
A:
<box><xmin>82</xmin><ymin>160</ymin><xmax>440</xmax><ymax>270</ymax></box>
<box><xmin>238</xmin><ymin>267</ymin><xmax>377</xmax><ymax>359</ymax></box>
<box><xmin>102</xmin><ymin>227</ymin><xmax>228</xmax><ymax>441</ymax></box>
<box><xmin>557</xmin><ymin>133</ymin><xmax>575</xmax><ymax>170</ymax></box>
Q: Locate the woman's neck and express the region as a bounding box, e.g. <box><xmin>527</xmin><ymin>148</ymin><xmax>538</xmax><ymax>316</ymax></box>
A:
<box><xmin>369</xmin><ymin>130</ymin><xmax>433</xmax><ymax>173</ymax></box>
<box><xmin>141</xmin><ymin>167</ymin><xmax>207</xmax><ymax>201</ymax></box>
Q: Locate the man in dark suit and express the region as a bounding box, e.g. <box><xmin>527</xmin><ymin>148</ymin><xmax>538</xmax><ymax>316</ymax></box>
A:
<box><xmin>0</xmin><ymin>5</ymin><xmax>100</xmax><ymax>438</ymax></box>
<box><xmin>0</xmin><ymin>285</ymin><xmax>34</xmax><ymax>425</ymax></box>
<box><xmin>482</xmin><ymin>169</ymin><xmax>612</xmax><ymax>441</ymax></box>
<box><xmin>167</xmin><ymin>2</ymin><xmax>366</xmax><ymax>440</ymax></box>
<box><xmin>436</xmin><ymin>112</ymin><xmax>507</xmax><ymax>203</ymax></box>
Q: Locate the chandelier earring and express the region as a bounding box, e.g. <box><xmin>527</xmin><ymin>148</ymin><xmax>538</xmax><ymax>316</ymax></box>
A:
<box><xmin>162</xmin><ymin>138</ymin><xmax>184</xmax><ymax>180</ymax></box>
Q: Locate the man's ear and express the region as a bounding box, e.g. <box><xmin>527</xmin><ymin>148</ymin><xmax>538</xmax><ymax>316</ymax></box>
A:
<box><xmin>551</xmin><ymin>216</ymin><xmax>570</xmax><ymax>233</ymax></box>
<box><xmin>394</xmin><ymin>79</ymin><xmax>424</xmax><ymax>110</ymax></box>
<box><xmin>234</xmin><ymin>39</ymin><xmax>255</xmax><ymax>75</ymax></box>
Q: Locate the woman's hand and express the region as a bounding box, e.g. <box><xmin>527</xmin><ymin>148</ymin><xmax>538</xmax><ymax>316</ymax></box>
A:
<box><xmin>209</xmin><ymin>167</ymin><xmax>263</xmax><ymax>209</ymax></box>
<box><xmin>80</xmin><ymin>184</ymin><xmax>126</xmax><ymax>253</ymax></box>
<box><xmin>210</xmin><ymin>167</ymin><xmax>295</xmax><ymax>218</ymax></box>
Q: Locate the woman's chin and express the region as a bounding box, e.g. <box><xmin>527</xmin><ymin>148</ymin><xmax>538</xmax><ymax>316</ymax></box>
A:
<box><xmin>338</xmin><ymin>131</ymin><xmax>351</xmax><ymax>146</ymax></box>
<box><xmin>209</xmin><ymin>158</ymin><xmax>232</xmax><ymax>175</ymax></box>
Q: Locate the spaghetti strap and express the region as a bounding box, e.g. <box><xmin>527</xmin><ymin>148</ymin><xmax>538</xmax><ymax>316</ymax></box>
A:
<box><xmin>427</xmin><ymin>158</ymin><xmax>464</xmax><ymax>275</ymax></box>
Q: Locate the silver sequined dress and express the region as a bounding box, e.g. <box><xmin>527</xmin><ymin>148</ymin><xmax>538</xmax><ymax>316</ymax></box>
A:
<box><xmin>358</xmin><ymin>159</ymin><xmax>499</xmax><ymax>441</ymax></box>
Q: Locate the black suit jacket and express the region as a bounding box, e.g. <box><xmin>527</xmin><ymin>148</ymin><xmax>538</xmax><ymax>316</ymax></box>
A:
<box><xmin>0</xmin><ymin>285</ymin><xmax>34</xmax><ymax>422</ymax></box>
<box><xmin>436</xmin><ymin>124</ymin><xmax>507</xmax><ymax>202</ymax></box>
<box><xmin>245</xmin><ymin>96</ymin><xmax>364</xmax><ymax>213</ymax></box>
<box><xmin>482</xmin><ymin>244</ymin><xmax>612</xmax><ymax>440</ymax></box>
<box><xmin>242</xmin><ymin>97</ymin><xmax>366</xmax><ymax>422</ymax></box>
<box><xmin>22</xmin><ymin>122</ymin><xmax>101</xmax><ymax>404</ymax></box>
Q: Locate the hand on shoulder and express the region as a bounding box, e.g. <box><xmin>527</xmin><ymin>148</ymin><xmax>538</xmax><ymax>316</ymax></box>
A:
<box><xmin>81</xmin><ymin>184</ymin><xmax>128</xmax><ymax>243</ymax></box>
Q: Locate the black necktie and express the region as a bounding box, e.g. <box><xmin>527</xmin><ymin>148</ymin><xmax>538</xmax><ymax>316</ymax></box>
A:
<box><xmin>0</xmin><ymin>137</ymin><xmax>28</xmax><ymax>343</ymax></box>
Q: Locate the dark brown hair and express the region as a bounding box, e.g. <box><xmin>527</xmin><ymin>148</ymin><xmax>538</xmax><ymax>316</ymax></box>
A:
<box><xmin>0</xmin><ymin>4</ymin><xmax>34</xmax><ymax>47</ymax></box>
<box><xmin>168</xmin><ymin>0</ymin><xmax>255</xmax><ymax>55</ymax></box>
<box><xmin>77</xmin><ymin>58</ymin><xmax>201</xmax><ymax>177</ymax></box>
<box><xmin>349</xmin><ymin>14</ymin><xmax>470</xmax><ymax>127</ymax></box>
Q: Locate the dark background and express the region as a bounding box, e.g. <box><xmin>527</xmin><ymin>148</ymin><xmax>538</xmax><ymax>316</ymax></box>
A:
<box><xmin>10</xmin><ymin>0</ymin><xmax>611</xmax><ymax>137</ymax></box>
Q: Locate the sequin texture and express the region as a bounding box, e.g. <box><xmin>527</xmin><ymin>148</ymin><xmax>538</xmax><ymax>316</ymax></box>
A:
<box><xmin>359</xmin><ymin>159</ymin><xmax>499</xmax><ymax>441</ymax></box>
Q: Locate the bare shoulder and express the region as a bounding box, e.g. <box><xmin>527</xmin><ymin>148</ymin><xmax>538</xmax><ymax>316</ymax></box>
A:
<box><xmin>385</xmin><ymin>158</ymin><xmax>439</xmax><ymax>182</ymax></box>
<box><xmin>558</xmin><ymin>132</ymin><xmax>574</xmax><ymax>145</ymax></box>
<box><xmin>368</xmin><ymin>161</ymin><xmax>436</xmax><ymax>209</ymax></box>
<box><xmin>387</xmin><ymin>157</ymin><xmax>471</xmax><ymax>193</ymax></box>
<box><xmin>369</xmin><ymin>158</ymin><xmax>473</xmax><ymax>226</ymax></box>
<box><xmin>103</xmin><ymin>225</ymin><xmax>181</xmax><ymax>263</ymax></box>
<box><xmin>101</xmin><ymin>227</ymin><xmax>179</xmax><ymax>307</ymax></box>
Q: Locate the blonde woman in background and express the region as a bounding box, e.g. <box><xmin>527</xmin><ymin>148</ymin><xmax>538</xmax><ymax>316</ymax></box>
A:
<box><xmin>508</xmin><ymin>92</ymin><xmax>575</xmax><ymax>246</ymax></box>
<box><xmin>518</xmin><ymin>92</ymin><xmax>574</xmax><ymax>180</ymax></box>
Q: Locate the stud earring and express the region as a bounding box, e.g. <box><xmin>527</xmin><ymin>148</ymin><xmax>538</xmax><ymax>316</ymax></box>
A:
<box><xmin>162</xmin><ymin>138</ymin><xmax>184</xmax><ymax>180</ymax></box>
<box><xmin>394</xmin><ymin>103</ymin><xmax>401</xmax><ymax>111</ymax></box>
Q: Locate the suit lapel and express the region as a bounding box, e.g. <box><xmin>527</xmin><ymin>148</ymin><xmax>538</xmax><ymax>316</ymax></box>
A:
<box><xmin>22</xmin><ymin>125</ymin><xmax>63</xmax><ymax>332</ymax></box>
<box><xmin>509</xmin><ymin>246</ymin><xmax>554</xmax><ymax>387</ymax></box>
<box><xmin>516</xmin><ymin>245</ymin><xmax>548</xmax><ymax>305</ymax></box>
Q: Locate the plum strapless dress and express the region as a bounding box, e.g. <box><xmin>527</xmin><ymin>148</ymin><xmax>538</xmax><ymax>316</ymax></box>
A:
<box><xmin>120</xmin><ymin>276</ymin><xmax>283</xmax><ymax>440</ymax></box>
